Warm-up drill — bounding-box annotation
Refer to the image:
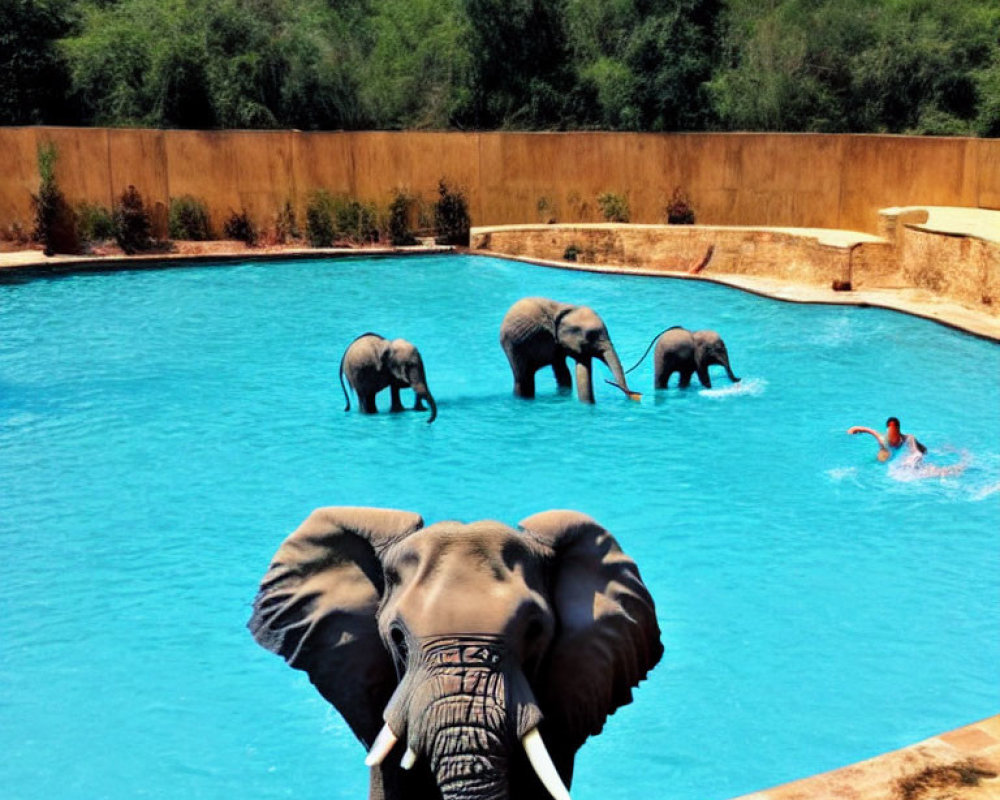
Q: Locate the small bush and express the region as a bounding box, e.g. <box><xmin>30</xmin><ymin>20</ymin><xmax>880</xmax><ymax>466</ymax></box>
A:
<box><xmin>273</xmin><ymin>200</ymin><xmax>298</xmax><ymax>244</ymax></box>
<box><xmin>75</xmin><ymin>202</ymin><xmax>115</xmax><ymax>242</ymax></box>
<box><xmin>32</xmin><ymin>143</ymin><xmax>80</xmax><ymax>255</ymax></box>
<box><xmin>334</xmin><ymin>197</ymin><xmax>379</xmax><ymax>244</ymax></box>
<box><xmin>666</xmin><ymin>188</ymin><xmax>695</xmax><ymax>225</ymax></box>
<box><xmin>223</xmin><ymin>210</ymin><xmax>257</xmax><ymax>246</ymax></box>
<box><xmin>597</xmin><ymin>191</ymin><xmax>630</xmax><ymax>223</ymax></box>
<box><xmin>387</xmin><ymin>190</ymin><xmax>417</xmax><ymax>246</ymax></box>
<box><xmin>537</xmin><ymin>195</ymin><xmax>556</xmax><ymax>223</ymax></box>
<box><xmin>1</xmin><ymin>222</ymin><xmax>31</xmax><ymax>245</ymax></box>
<box><xmin>169</xmin><ymin>195</ymin><xmax>212</xmax><ymax>240</ymax></box>
<box><xmin>434</xmin><ymin>179</ymin><xmax>470</xmax><ymax>246</ymax></box>
<box><xmin>306</xmin><ymin>191</ymin><xmax>337</xmax><ymax>247</ymax></box>
<box><xmin>113</xmin><ymin>185</ymin><xmax>153</xmax><ymax>254</ymax></box>
<box><xmin>563</xmin><ymin>244</ymin><xmax>579</xmax><ymax>261</ymax></box>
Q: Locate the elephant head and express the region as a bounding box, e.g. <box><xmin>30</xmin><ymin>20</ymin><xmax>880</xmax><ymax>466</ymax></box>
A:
<box><xmin>692</xmin><ymin>330</ymin><xmax>740</xmax><ymax>386</ymax></box>
<box><xmin>385</xmin><ymin>338</ymin><xmax>437</xmax><ymax>422</ymax></box>
<box><xmin>555</xmin><ymin>305</ymin><xmax>636</xmax><ymax>403</ymax></box>
<box><xmin>248</xmin><ymin>506</ymin><xmax>662</xmax><ymax>800</ymax></box>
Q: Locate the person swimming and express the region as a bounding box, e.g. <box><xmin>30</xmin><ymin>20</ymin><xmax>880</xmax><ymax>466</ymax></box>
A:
<box><xmin>847</xmin><ymin>417</ymin><xmax>966</xmax><ymax>477</ymax></box>
<box><xmin>847</xmin><ymin>417</ymin><xmax>924</xmax><ymax>462</ymax></box>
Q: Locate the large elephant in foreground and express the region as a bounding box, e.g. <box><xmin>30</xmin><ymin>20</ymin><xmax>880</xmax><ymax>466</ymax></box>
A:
<box><xmin>340</xmin><ymin>332</ymin><xmax>437</xmax><ymax>422</ymax></box>
<box><xmin>653</xmin><ymin>326</ymin><xmax>740</xmax><ymax>389</ymax></box>
<box><xmin>499</xmin><ymin>297</ymin><xmax>640</xmax><ymax>403</ymax></box>
<box><xmin>249</xmin><ymin>506</ymin><xmax>662</xmax><ymax>800</ymax></box>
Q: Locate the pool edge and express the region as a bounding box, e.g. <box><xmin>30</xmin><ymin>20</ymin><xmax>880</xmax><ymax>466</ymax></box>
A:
<box><xmin>732</xmin><ymin>714</ymin><xmax>1000</xmax><ymax>800</ymax></box>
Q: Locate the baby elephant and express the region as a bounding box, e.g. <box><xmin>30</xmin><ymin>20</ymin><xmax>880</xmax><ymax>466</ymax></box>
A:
<box><xmin>339</xmin><ymin>332</ymin><xmax>437</xmax><ymax>422</ymax></box>
<box><xmin>654</xmin><ymin>326</ymin><xmax>740</xmax><ymax>389</ymax></box>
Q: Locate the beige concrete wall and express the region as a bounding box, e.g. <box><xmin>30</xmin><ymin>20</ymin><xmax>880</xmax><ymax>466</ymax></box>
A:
<box><xmin>471</xmin><ymin>224</ymin><xmax>885</xmax><ymax>287</ymax></box>
<box><xmin>899</xmin><ymin>226</ymin><xmax>1000</xmax><ymax>309</ymax></box>
<box><xmin>471</xmin><ymin>221</ymin><xmax>998</xmax><ymax>316</ymax></box>
<box><xmin>1</xmin><ymin>128</ymin><xmax>997</xmax><ymax>238</ymax></box>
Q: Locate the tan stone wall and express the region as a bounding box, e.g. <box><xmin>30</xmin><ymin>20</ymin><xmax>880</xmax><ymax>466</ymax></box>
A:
<box><xmin>471</xmin><ymin>224</ymin><xmax>888</xmax><ymax>287</ymax></box>
<box><xmin>900</xmin><ymin>226</ymin><xmax>1000</xmax><ymax>308</ymax></box>
<box><xmin>2</xmin><ymin>128</ymin><xmax>997</xmax><ymax>238</ymax></box>
<box><xmin>471</xmin><ymin>222</ymin><xmax>997</xmax><ymax>315</ymax></box>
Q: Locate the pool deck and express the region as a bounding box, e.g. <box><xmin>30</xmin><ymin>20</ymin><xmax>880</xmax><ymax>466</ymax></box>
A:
<box><xmin>1</xmin><ymin>226</ymin><xmax>998</xmax><ymax>799</ymax></box>
<box><xmin>734</xmin><ymin>714</ymin><xmax>1000</xmax><ymax>800</ymax></box>
<box><xmin>472</xmin><ymin>250</ymin><xmax>1000</xmax><ymax>342</ymax></box>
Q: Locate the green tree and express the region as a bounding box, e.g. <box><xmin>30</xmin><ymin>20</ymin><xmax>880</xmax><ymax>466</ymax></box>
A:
<box><xmin>0</xmin><ymin>0</ymin><xmax>76</xmax><ymax>124</ymax></box>
<box><xmin>361</xmin><ymin>0</ymin><xmax>473</xmax><ymax>128</ymax></box>
<box><xmin>564</xmin><ymin>0</ymin><xmax>721</xmax><ymax>130</ymax></box>
<box><xmin>461</xmin><ymin>0</ymin><xmax>572</xmax><ymax>128</ymax></box>
<box><xmin>708</xmin><ymin>0</ymin><xmax>1000</xmax><ymax>135</ymax></box>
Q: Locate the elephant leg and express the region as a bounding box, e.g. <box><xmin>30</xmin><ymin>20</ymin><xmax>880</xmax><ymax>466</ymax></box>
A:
<box><xmin>655</xmin><ymin>365</ymin><xmax>670</xmax><ymax>389</ymax></box>
<box><xmin>678</xmin><ymin>369</ymin><xmax>693</xmax><ymax>388</ymax></box>
<box><xmin>511</xmin><ymin>363</ymin><xmax>537</xmax><ymax>398</ymax></box>
<box><xmin>552</xmin><ymin>357</ymin><xmax>572</xmax><ymax>390</ymax></box>
<box><xmin>390</xmin><ymin>384</ymin><xmax>405</xmax><ymax>412</ymax></box>
<box><xmin>359</xmin><ymin>392</ymin><xmax>379</xmax><ymax>413</ymax></box>
<box><xmin>413</xmin><ymin>394</ymin><xmax>426</xmax><ymax>411</ymax></box>
<box><xmin>696</xmin><ymin>366</ymin><xmax>712</xmax><ymax>388</ymax></box>
<box><xmin>575</xmin><ymin>360</ymin><xmax>595</xmax><ymax>404</ymax></box>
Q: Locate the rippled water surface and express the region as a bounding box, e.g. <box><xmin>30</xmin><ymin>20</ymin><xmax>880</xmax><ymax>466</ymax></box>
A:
<box><xmin>2</xmin><ymin>254</ymin><xmax>998</xmax><ymax>800</ymax></box>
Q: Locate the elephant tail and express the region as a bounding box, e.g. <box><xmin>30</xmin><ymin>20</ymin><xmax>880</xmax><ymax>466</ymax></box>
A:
<box><xmin>622</xmin><ymin>327</ymin><xmax>683</xmax><ymax>374</ymax></box>
<box><xmin>339</xmin><ymin>349</ymin><xmax>351</xmax><ymax>412</ymax></box>
<box><xmin>339</xmin><ymin>331</ymin><xmax>383</xmax><ymax>412</ymax></box>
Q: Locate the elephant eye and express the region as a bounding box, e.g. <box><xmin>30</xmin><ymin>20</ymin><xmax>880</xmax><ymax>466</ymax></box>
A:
<box><xmin>390</xmin><ymin>626</ymin><xmax>409</xmax><ymax>667</ymax></box>
<box><xmin>384</xmin><ymin>567</ymin><xmax>400</xmax><ymax>588</ymax></box>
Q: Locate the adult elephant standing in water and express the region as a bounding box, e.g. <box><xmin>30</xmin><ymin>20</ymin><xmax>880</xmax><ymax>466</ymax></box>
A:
<box><xmin>248</xmin><ymin>506</ymin><xmax>662</xmax><ymax>800</ymax></box>
<box><xmin>499</xmin><ymin>297</ymin><xmax>640</xmax><ymax>403</ymax></box>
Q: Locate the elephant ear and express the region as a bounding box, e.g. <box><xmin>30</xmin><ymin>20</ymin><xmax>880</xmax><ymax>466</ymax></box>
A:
<box><xmin>248</xmin><ymin>506</ymin><xmax>424</xmax><ymax>748</ymax></box>
<box><xmin>518</xmin><ymin>510</ymin><xmax>663</xmax><ymax>748</ymax></box>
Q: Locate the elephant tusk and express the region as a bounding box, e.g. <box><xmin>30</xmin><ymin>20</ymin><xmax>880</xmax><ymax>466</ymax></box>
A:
<box><xmin>400</xmin><ymin>747</ymin><xmax>418</xmax><ymax>770</ymax></box>
<box><xmin>521</xmin><ymin>728</ymin><xmax>572</xmax><ymax>800</ymax></box>
<box><xmin>364</xmin><ymin>723</ymin><xmax>399</xmax><ymax>767</ymax></box>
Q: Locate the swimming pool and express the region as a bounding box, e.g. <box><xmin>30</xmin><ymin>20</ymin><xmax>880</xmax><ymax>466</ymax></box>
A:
<box><xmin>1</xmin><ymin>253</ymin><xmax>997</xmax><ymax>800</ymax></box>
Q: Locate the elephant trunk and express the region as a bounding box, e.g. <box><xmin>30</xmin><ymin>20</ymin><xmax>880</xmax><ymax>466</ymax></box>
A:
<box><xmin>718</xmin><ymin>353</ymin><xmax>740</xmax><ymax>383</ymax></box>
<box><xmin>372</xmin><ymin>638</ymin><xmax>567</xmax><ymax>800</ymax></box>
<box><xmin>599</xmin><ymin>344</ymin><xmax>639</xmax><ymax>399</ymax></box>
<box><xmin>423</xmin><ymin>390</ymin><xmax>438</xmax><ymax>423</ymax></box>
<box><xmin>425</xmin><ymin>685</ymin><xmax>509</xmax><ymax>800</ymax></box>
<box><xmin>413</xmin><ymin>383</ymin><xmax>437</xmax><ymax>423</ymax></box>
<box><xmin>408</xmin><ymin>642</ymin><xmax>511</xmax><ymax>800</ymax></box>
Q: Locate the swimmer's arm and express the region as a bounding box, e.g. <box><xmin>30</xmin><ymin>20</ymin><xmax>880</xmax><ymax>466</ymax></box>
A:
<box><xmin>847</xmin><ymin>426</ymin><xmax>891</xmax><ymax>460</ymax></box>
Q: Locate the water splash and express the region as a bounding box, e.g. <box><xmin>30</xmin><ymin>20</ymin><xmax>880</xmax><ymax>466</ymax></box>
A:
<box><xmin>699</xmin><ymin>377</ymin><xmax>767</xmax><ymax>398</ymax></box>
<box><xmin>887</xmin><ymin>449</ymin><xmax>971</xmax><ymax>483</ymax></box>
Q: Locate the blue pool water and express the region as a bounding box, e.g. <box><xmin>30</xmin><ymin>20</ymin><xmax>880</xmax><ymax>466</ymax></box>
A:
<box><xmin>1</xmin><ymin>253</ymin><xmax>998</xmax><ymax>800</ymax></box>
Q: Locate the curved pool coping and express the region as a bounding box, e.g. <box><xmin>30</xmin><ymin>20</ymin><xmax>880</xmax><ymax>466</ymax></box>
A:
<box><xmin>473</xmin><ymin>250</ymin><xmax>1000</xmax><ymax>343</ymax></box>
<box><xmin>1</xmin><ymin>243</ymin><xmax>998</xmax><ymax>798</ymax></box>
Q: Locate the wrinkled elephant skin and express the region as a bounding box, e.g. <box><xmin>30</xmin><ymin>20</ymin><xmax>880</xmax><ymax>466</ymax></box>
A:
<box><xmin>499</xmin><ymin>297</ymin><xmax>638</xmax><ymax>403</ymax></box>
<box><xmin>249</xmin><ymin>506</ymin><xmax>662</xmax><ymax>800</ymax></box>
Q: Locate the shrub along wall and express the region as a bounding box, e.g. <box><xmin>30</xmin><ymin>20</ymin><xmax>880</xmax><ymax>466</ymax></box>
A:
<box><xmin>1</xmin><ymin>128</ymin><xmax>998</xmax><ymax>239</ymax></box>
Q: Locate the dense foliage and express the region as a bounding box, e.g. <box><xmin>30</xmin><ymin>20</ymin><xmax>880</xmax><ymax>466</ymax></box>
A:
<box><xmin>4</xmin><ymin>0</ymin><xmax>999</xmax><ymax>135</ymax></box>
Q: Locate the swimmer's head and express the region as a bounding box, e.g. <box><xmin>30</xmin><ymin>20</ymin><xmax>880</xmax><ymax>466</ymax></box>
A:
<box><xmin>886</xmin><ymin>416</ymin><xmax>900</xmax><ymax>431</ymax></box>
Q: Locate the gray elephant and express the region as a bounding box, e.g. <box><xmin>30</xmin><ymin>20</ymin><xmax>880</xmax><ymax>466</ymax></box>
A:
<box><xmin>652</xmin><ymin>326</ymin><xmax>740</xmax><ymax>389</ymax></box>
<box><xmin>499</xmin><ymin>297</ymin><xmax>640</xmax><ymax>403</ymax></box>
<box><xmin>249</xmin><ymin>506</ymin><xmax>662</xmax><ymax>800</ymax></box>
<box><xmin>340</xmin><ymin>332</ymin><xmax>437</xmax><ymax>423</ymax></box>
